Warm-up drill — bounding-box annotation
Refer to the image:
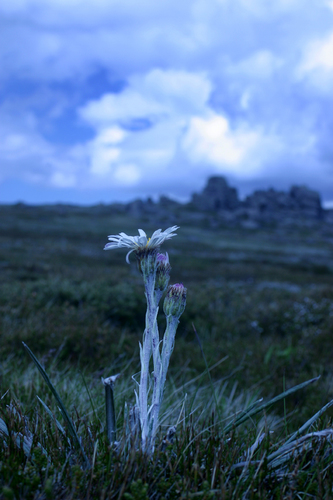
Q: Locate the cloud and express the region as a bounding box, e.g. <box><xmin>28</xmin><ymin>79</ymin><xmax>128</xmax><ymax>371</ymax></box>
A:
<box><xmin>1</xmin><ymin>0</ymin><xmax>333</xmax><ymax>205</ymax></box>
<box><xmin>303</xmin><ymin>32</ymin><xmax>333</xmax><ymax>71</ymax></box>
<box><xmin>0</xmin><ymin>116</ymin><xmax>53</xmax><ymax>183</ymax></box>
<box><xmin>78</xmin><ymin>68</ymin><xmax>310</xmax><ymax>191</ymax></box>
<box><xmin>77</xmin><ymin>69</ymin><xmax>214</xmax><ymax>186</ymax></box>
<box><xmin>50</xmin><ymin>171</ymin><xmax>76</xmax><ymax>188</ymax></box>
<box><xmin>226</xmin><ymin>50</ymin><xmax>284</xmax><ymax>80</ymax></box>
<box><xmin>182</xmin><ymin>114</ymin><xmax>260</xmax><ymax>171</ymax></box>
<box><xmin>80</xmin><ymin>69</ymin><xmax>212</xmax><ymax>125</ymax></box>
<box><xmin>113</xmin><ymin>164</ymin><xmax>141</xmax><ymax>185</ymax></box>
<box><xmin>89</xmin><ymin>127</ymin><xmax>125</xmax><ymax>176</ymax></box>
<box><xmin>297</xmin><ymin>30</ymin><xmax>333</xmax><ymax>92</ymax></box>
<box><xmin>2</xmin><ymin>0</ymin><xmax>330</xmax><ymax>82</ymax></box>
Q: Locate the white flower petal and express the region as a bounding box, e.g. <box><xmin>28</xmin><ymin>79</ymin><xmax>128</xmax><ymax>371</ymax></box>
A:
<box><xmin>138</xmin><ymin>235</ymin><xmax>148</xmax><ymax>246</ymax></box>
<box><xmin>104</xmin><ymin>242</ymin><xmax>118</xmax><ymax>250</ymax></box>
<box><xmin>164</xmin><ymin>225</ymin><xmax>179</xmax><ymax>235</ymax></box>
<box><xmin>126</xmin><ymin>248</ymin><xmax>135</xmax><ymax>263</ymax></box>
<box><xmin>104</xmin><ymin>226</ymin><xmax>179</xmax><ymax>263</ymax></box>
<box><xmin>150</xmin><ymin>229</ymin><xmax>162</xmax><ymax>240</ymax></box>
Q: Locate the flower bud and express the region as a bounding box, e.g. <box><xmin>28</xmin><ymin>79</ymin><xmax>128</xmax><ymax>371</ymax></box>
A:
<box><xmin>163</xmin><ymin>283</ymin><xmax>187</xmax><ymax>319</ymax></box>
<box><xmin>136</xmin><ymin>247</ymin><xmax>158</xmax><ymax>277</ymax></box>
<box><xmin>155</xmin><ymin>253</ymin><xmax>171</xmax><ymax>293</ymax></box>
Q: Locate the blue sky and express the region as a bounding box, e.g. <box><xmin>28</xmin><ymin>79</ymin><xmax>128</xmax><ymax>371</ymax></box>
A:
<box><xmin>1</xmin><ymin>0</ymin><xmax>333</xmax><ymax>206</ymax></box>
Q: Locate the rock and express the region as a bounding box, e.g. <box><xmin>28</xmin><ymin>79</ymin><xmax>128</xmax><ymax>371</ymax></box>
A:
<box><xmin>244</xmin><ymin>185</ymin><xmax>323</xmax><ymax>221</ymax></box>
<box><xmin>126</xmin><ymin>197</ymin><xmax>157</xmax><ymax>217</ymax></box>
<box><xmin>158</xmin><ymin>195</ymin><xmax>181</xmax><ymax>208</ymax></box>
<box><xmin>244</xmin><ymin>188</ymin><xmax>294</xmax><ymax>212</ymax></box>
<box><xmin>191</xmin><ymin>176</ymin><xmax>240</xmax><ymax>211</ymax></box>
<box><xmin>124</xmin><ymin>175</ymin><xmax>327</xmax><ymax>228</ymax></box>
<box><xmin>289</xmin><ymin>185</ymin><xmax>322</xmax><ymax>217</ymax></box>
<box><xmin>325</xmin><ymin>209</ymin><xmax>333</xmax><ymax>224</ymax></box>
<box><xmin>126</xmin><ymin>199</ymin><xmax>145</xmax><ymax>217</ymax></box>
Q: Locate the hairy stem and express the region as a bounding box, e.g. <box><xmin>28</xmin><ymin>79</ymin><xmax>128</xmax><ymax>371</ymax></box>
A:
<box><xmin>139</xmin><ymin>274</ymin><xmax>159</xmax><ymax>451</ymax></box>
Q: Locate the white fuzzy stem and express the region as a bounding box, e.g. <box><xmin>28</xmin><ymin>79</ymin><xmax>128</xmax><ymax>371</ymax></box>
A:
<box><xmin>160</xmin><ymin>316</ymin><xmax>179</xmax><ymax>403</ymax></box>
<box><xmin>139</xmin><ymin>274</ymin><xmax>159</xmax><ymax>451</ymax></box>
<box><xmin>150</xmin><ymin>319</ymin><xmax>162</xmax><ymax>446</ymax></box>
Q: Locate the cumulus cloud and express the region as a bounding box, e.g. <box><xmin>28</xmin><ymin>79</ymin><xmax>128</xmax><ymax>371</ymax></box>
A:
<box><xmin>297</xmin><ymin>29</ymin><xmax>333</xmax><ymax>94</ymax></box>
<box><xmin>303</xmin><ymin>32</ymin><xmax>333</xmax><ymax>72</ymax></box>
<box><xmin>77</xmin><ymin>70</ymin><xmax>212</xmax><ymax>186</ymax></box>
<box><xmin>77</xmin><ymin>65</ymin><xmax>330</xmax><ymax>194</ymax></box>
<box><xmin>1</xmin><ymin>0</ymin><xmax>333</xmax><ymax>204</ymax></box>
<box><xmin>0</xmin><ymin>113</ymin><xmax>53</xmax><ymax>183</ymax></box>
<box><xmin>183</xmin><ymin>115</ymin><xmax>260</xmax><ymax>171</ymax></box>
<box><xmin>80</xmin><ymin>70</ymin><xmax>212</xmax><ymax>124</ymax></box>
<box><xmin>89</xmin><ymin>127</ymin><xmax>125</xmax><ymax>176</ymax></box>
<box><xmin>76</xmin><ymin>69</ymin><xmax>286</xmax><ymax>189</ymax></box>
<box><xmin>1</xmin><ymin>0</ymin><xmax>330</xmax><ymax>82</ymax></box>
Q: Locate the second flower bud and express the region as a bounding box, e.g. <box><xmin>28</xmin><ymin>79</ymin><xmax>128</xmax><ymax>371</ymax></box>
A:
<box><xmin>163</xmin><ymin>283</ymin><xmax>187</xmax><ymax>319</ymax></box>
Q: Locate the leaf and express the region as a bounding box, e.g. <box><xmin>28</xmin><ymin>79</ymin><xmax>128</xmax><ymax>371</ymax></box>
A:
<box><xmin>22</xmin><ymin>342</ymin><xmax>90</xmax><ymax>469</ymax></box>
<box><xmin>223</xmin><ymin>376</ymin><xmax>321</xmax><ymax>434</ymax></box>
<box><xmin>37</xmin><ymin>396</ymin><xmax>67</xmax><ymax>437</ymax></box>
<box><xmin>0</xmin><ymin>417</ymin><xmax>9</xmax><ymax>436</ymax></box>
<box><xmin>283</xmin><ymin>398</ymin><xmax>333</xmax><ymax>447</ymax></box>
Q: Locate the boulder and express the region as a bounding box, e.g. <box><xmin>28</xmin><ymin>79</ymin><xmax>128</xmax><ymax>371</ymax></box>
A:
<box><xmin>244</xmin><ymin>188</ymin><xmax>293</xmax><ymax>212</ymax></box>
<box><xmin>244</xmin><ymin>185</ymin><xmax>323</xmax><ymax>220</ymax></box>
<box><xmin>126</xmin><ymin>199</ymin><xmax>145</xmax><ymax>217</ymax></box>
<box><xmin>159</xmin><ymin>195</ymin><xmax>181</xmax><ymax>208</ymax></box>
<box><xmin>289</xmin><ymin>186</ymin><xmax>322</xmax><ymax>217</ymax></box>
<box><xmin>191</xmin><ymin>176</ymin><xmax>240</xmax><ymax>211</ymax></box>
<box><xmin>126</xmin><ymin>197</ymin><xmax>158</xmax><ymax>217</ymax></box>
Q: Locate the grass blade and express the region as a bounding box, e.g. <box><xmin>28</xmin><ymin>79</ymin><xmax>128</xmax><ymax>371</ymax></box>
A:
<box><xmin>37</xmin><ymin>396</ymin><xmax>67</xmax><ymax>437</ymax></box>
<box><xmin>267</xmin><ymin>429</ymin><xmax>333</xmax><ymax>469</ymax></box>
<box><xmin>22</xmin><ymin>342</ymin><xmax>90</xmax><ymax>468</ymax></box>
<box><xmin>0</xmin><ymin>417</ymin><xmax>9</xmax><ymax>437</ymax></box>
<box><xmin>283</xmin><ymin>398</ymin><xmax>333</xmax><ymax>447</ymax></box>
<box><xmin>223</xmin><ymin>376</ymin><xmax>320</xmax><ymax>434</ymax></box>
<box><xmin>79</xmin><ymin>369</ymin><xmax>99</xmax><ymax>424</ymax></box>
<box><xmin>193</xmin><ymin>324</ymin><xmax>222</xmax><ymax>422</ymax></box>
<box><xmin>102</xmin><ymin>375</ymin><xmax>120</xmax><ymax>445</ymax></box>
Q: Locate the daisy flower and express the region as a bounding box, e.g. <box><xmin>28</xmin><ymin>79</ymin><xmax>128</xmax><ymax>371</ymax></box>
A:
<box><xmin>104</xmin><ymin>226</ymin><xmax>179</xmax><ymax>263</ymax></box>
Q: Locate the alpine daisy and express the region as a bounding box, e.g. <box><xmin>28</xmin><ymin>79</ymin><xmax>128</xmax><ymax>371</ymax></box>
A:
<box><xmin>104</xmin><ymin>226</ymin><xmax>179</xmax><ymax>263</ymax></box>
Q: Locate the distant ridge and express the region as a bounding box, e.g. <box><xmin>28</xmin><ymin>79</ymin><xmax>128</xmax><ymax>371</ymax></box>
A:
<box><xmin>121</xmin><ymin>176</ymin><xmax>332</xmax><ymax>228</ymax></box>
<box><xmin>5</xmin><ymin>176</ymin><xmax>333</xmax><ymax>228</ymax></box>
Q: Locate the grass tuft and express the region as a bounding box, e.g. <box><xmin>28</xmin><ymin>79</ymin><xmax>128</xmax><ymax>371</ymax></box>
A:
<box><xmin>1</xmin><ymin>205</ymin><xmax>333</xmax><ymax>497</ymax></box>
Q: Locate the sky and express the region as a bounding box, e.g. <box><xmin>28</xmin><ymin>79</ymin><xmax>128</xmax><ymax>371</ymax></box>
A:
<box><xmin>1</xmin><ymin>0</ymin><xmax>333</xmax><ymax>207</ymax></box>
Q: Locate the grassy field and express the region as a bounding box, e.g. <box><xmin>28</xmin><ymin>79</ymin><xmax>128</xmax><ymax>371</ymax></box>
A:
<box><xmin>1</xmin><ymin>203</ymin><xmax>333</xmax><ymax>498</ymax></box>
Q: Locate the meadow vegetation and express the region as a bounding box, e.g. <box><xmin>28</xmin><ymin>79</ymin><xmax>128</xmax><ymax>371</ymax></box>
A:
<box><xmin>1</xmin><ymin>203</ymin><xmax>333</xmax><ymax>498</ymax></box>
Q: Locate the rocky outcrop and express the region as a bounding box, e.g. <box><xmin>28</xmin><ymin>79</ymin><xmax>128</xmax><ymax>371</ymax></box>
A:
<box><xmin>191</xmin><ymin>176</ymin><xmax>240</xmax><ymax>211</ymax></box>
<box><xmin>126</xmin><ymin>198</ymin><xmax>156</xmax><ymax>217</ymax></box>
<box><xmin>289</xmin><ymin>186</ymin><xmax>322</xmax><ymax>217</ymax></box>
<box><xmin>244</xmin><ymin>185</ymin><xmax>323</xmax><ymax>220</ymax></box>
<box><xmin>158</xmin><ymin>195</ymin><xmax>182</xmax><ymax>209</ymax></box>
<box><xmin>124</xmin><ymin>196</ymin><xmax>181</xmax><ymax>225</ymax></box>
<box><xmin>244</xmin><ymin>188</ymin><xmax>293</xmax><ymax>212</ymax></box>
<box><xmin>113</xmin><ymin>175</ymin><xmax>328</xmax><ymax>228</ymax></box>
<box><xmin>186</xmin><ymin>176</ymin><xmax>327</xmax><ymax>227</ymax></box>
<box><xmin>190</xmin><ymin>176</ymin><xmax>323</xmax><ymax>217</ymax></box>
